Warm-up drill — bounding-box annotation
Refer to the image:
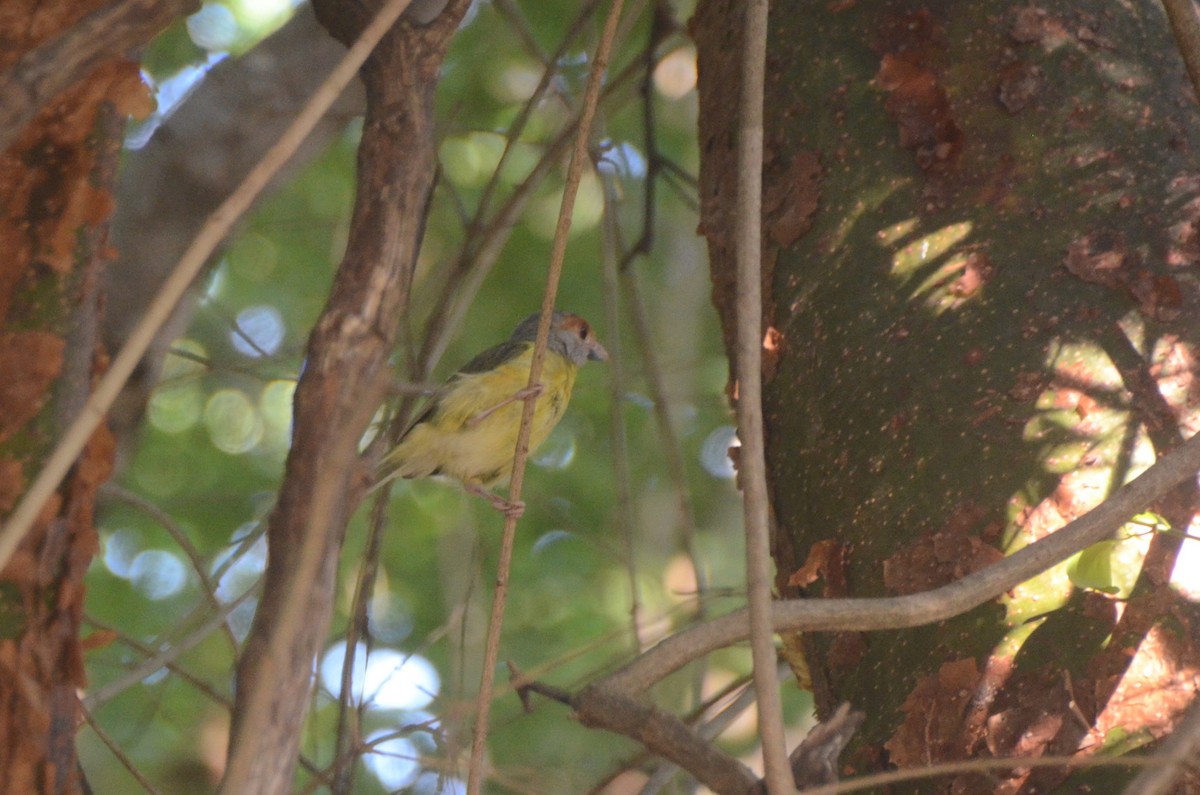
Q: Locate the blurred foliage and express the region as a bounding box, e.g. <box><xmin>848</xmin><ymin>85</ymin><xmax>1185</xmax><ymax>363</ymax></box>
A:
<box><xmin>80</xmin><ymin>1</ymin><xmax>813</xmax><ymax>793</ymax></box>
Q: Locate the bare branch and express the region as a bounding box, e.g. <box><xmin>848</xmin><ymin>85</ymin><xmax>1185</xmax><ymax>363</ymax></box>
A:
<box><xmin>465</xmin><ymin>0</ymin><xmax>629</xmax><ymax>791</ymax></box>
<box><xmin>572</xmin><ymin>682</ymin><xmax>760</xmax><ymax>795</ymax></box>
<box><xmin>1119</xmin><ymin>697</ymin><xmax>1200</xmax><ymax>795</ymax></box>
<box><xmin>220</xmin><ymin>0</ymin><xmax>470</xmax><ymax>790</ymax></box>
<box><xmin>601</xmin><ymin>430</ymin><xmax>1200</xmax><ymax>693</ymax></box>
<box><xmin>731</xmin><ymin>0</ymin><xmax>791</xmax><ymax>791</ymax></box>
<box><xmin>1162</xmin><ymin>0</ymin><xmax>1200</xmax><ymax>102</ymax></box>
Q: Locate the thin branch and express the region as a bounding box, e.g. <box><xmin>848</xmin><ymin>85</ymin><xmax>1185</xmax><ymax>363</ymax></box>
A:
<box><xmin>330</xmin><ymin>495</ymin><xmax>389</xmax><ymax>793</ymax></box>
<box><xmin>599</xmin><ymin>430</ymin><xmax>1200</xmax><ymax>695</ymax></box>
<box><xmin>512</xmin><ymin>659</ymin><xmax>759</xmax><ymax>795</ymax></box>
<box><xmin>465</xmin><ymin>1</ymin><xmax>628</xmax><ymax>791</ymax></box>
<box><xmin>470</xmin><ymin>1</ymin><xmax>598</xmax><ymax>236</ymax></box>
<box><xmin>81</xmin><ymin>704</ymin><xmax>164</xmax><ymax>795</ymax></box>
<box><xmin>639</xmin><ymin>664</ymin><xmax>785</xmax><ymax>794</ymax></box>
<box><xmin>1119</xmin><ymin>696</ymin><xmax>1200</xmax><ymax>795</ymax></box>
<box><xmin>622</xmin><ymin>269</ymin><xmax>708</xmax><ymax>669</ymax></box>
<box><xmin>600</xmin><ymin>169</ymin><xmax>645</xmax><ymax>651</ymax></box>
<box><xmin>804</xmin><ymin>752</ymin><xmax>1189</xmax><ymax>795</ymax></box>
<box><xmin>99</xmin><ymin>484</ymin><xmax>238</xmax><ymax>653</ymax></box>
<box><xmin>574</xmin><ymin>681</ymin><xmax>760</xmax><ymax>794</ymax></box>
<box><xmin>83</xmin><ymin>581</ymin><xmax>258</xmax><ymax>709</ymax></box>
<box><xmin>0</xmin><ymin>0</ymin><xmax>390</xmax><ymax>572</ymax></box>
<box><xmin>84</xmin><ymin>614</ymin><xmax>231</xmax><ymax>708</ymax></box>
<box><xmin>413</xmin><ymin>49</ymin><xmax>643</xmax><ymax>387</ymax></box>
<box><xmin>221</xmin><ymin>0</ymin><xmax>468</xmax><ymax>787</ymax></box>
<box><xmin>617</xmin><ymin>2</ymin><xmax>670</xmax><ymax>270</ymax></box>
<box><xmin>1162</xmin><ymin>0</ymin><xmax>1200</xmax><ymax>101</ymax></box>
<box><xmin>732</xmin><ymin>0</ymin><xmax>790</xmax><ymax>792</ymax></box>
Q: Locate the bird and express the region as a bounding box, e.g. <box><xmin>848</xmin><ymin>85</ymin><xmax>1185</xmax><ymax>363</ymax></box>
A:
<box><xmin>373</xmin><ymin>311</ymin><xmax>608</xmax><ymax>517</ymax></box>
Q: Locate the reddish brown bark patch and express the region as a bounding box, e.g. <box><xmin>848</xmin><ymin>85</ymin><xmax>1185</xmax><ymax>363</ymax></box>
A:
<box><xmin>886</xmin><ymin>658</ymin><xmax>982</xmax><ymax>766</ymax></box>
<box><xmin>884</xmin><ymin>502</ymin><xmax>1004</xmax><ymax>595</ymax></box>
<box><xmin>0</xmin><ymin>332</ymin><xmax>64</xmax><ymax>444</ymax></box>
<box><xmin>874</xmin><ymin>10</ymin><xmax>963</xmax><ymax>170</ymax></box>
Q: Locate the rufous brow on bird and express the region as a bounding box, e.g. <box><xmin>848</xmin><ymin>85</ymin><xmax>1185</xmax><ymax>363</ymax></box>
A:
<box><xmin>372</xmin><ymin>311</ymin><xmax>608</xmax><ymax>517</ymax></box>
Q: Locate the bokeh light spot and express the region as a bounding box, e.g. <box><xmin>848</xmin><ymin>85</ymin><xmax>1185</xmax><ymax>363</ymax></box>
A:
<box><xmin>654</xmin><ymin>46</ymin><xmax>697</xmax><ymax>98</ymax></box>
<box><xmin>700</xmin><ymin>425</ymin><xmax>739</xmax><ymax>479</ymax></box>
<box><xmin>102</xmin><ymin>529</ymin><xmax>141</xmax><ymax>579</ymax></box>
<box><xmin>232</xmin><ymin>305</ymin><xmax>284</xmax><ymax>357</ymax></box>
<box><xmin>320</xmin><ymin>644</ymin><xmax>440</xmax><ymax>711</ymax></box>
<box><xmin>129</xmin><ymin>550</ymin><xmax>188</xmax><ymax>600</ymax></box>
<box><xmin>363</xmin><ymin>731</ymin><xmax>419</xmax><ymax>790</ymax></box>
<box><xmin>204</xmin><ymin>388</ymin><xmax>263</xmax><ymax>454</ymax></box>
<box><xmin>148</xmin><ymin>382</ymin><xmax>203</xmax><ymax>434</ymax></box>
<box><xmin>259</xmin><ymin>379</ymin><xmax>296</xmax><ymax>452</ymax></box>
<box><xmin>533</xmin><ymin>428</ymin><xmax>575</xmax><ymax>469</ymax></box>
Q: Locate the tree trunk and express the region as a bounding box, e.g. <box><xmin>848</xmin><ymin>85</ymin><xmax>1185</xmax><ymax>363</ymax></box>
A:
<box><xmin>695</xmin><ymin>1</ymin><xmax>1200</xmax><ymax>791</ymax></box>
<box><xmin>221</xmin><ymin>2</ymin><xmax>469</xmax><ymax>790</ymax></box>
<box><xmin>0</xmin><ymin>1</ymin><xmax>166</xmax><ymax>789</ymax></box>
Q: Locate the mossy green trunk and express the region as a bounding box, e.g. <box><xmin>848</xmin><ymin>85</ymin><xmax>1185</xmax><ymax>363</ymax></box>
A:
<box><xmin>696</xmin><ymin>1</ymin><xmax>1200</xmax><ymax>790</ymax></box>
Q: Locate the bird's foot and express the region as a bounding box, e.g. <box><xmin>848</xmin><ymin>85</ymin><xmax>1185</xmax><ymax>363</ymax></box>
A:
<box><xmin>466</xmin><ymin>382</ymin><xmax>545</xmax><ymax>428</ymax></box>
<box><xmin>464</xmin><ymin>482</ymin><xmax>526</xmax><ymax>519</ymax></box>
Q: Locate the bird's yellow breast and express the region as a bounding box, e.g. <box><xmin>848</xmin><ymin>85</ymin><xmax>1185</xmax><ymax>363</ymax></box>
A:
<box><xmin>384</xmin><ymin>346</ymin><xmax>578</xmax><ymax>488</ymax></box>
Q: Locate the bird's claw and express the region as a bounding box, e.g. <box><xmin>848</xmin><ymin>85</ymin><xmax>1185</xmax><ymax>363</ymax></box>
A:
<box><xmin>497</xmin><ymin>499</ymin><xmax>526</xmax><ymax>519</ymax></box>
<box><xmin>465</xmin><ymin>482</ymin><xmax>526</xmax><ymax>519</ymax></box>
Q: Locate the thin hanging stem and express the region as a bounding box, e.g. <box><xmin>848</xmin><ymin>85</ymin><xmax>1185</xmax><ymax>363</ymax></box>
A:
<box><xmin>464</xmin><ymin>1</ymin><xmax>628</xmax><ymax>791</ymax></box>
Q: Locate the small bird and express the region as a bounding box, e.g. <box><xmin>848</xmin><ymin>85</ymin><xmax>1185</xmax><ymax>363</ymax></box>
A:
<box><xmin>374</xmin><ymin>311</ymin><xmax>608</xmax><ymax>516</ymax></box>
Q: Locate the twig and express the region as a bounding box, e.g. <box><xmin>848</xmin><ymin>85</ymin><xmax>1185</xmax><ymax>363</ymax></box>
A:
<box><xmin>622</xmin><ymin>269</ymin><xmax>708</xmax><ymax>686</ymax></box>
<box><xmin>732</xmin><ymin>0</ymin><xmax>791</xmax><ymax>792</ymax></box>
<box><xmin>83</xmin><ymin>582</ymin><xmax>259</xmax><ymax>709</ymax></box>
<box><xmin>600</xmin><ymin>430</ymin><xmax>1200</xmax><ymax>695</ymax></box>
<box><xmin>1119</xmin><ymin>696</ymin><xmax>1200</xmax><ymax>795</ymax></box>
<box><xmin>600</xmin><ymin>169</ymin><xmax>645</xmax><ymax>651</ymax></box>
<box><xmin>574</xmin><ymin>681</ymin><xmax>759</xmax><ymax>794</ymax></box>
<box><xmin>803</xmin><ymin>751</ymin><xmax>1185</xmax><ymax>795</ymax></box>
<box><xmin>639</xmin><ymin>665</ymin><xmax>783</xmax><ymax>794</ymax></box>
<box><xmin>782</xmin><ymin>703</ymin><xmax>863</xmax><ymax>790</ymax></box>
<box><xmin>1162</xmin><ymin>0</ymin><xmax>1200</xmax><ymax>101</ymax></box>
<box><xmin>0</xmin><ymin>0</ymin><xmax>395</xmax><ymax>573</ymax></box>
<box><xmin>221</xmin><ymin>0</ymin><xmax>468</xmax><ymax>787</ymax></box>
<box><xmin>99</xmin><ymin>484</ymin><xmax>238</xmax><ymax>653</ymax></box>
<box><xmin>464</xmin><ymin>1</ymin><xmax>628</xmax><ymax>791</ymax></box>
<box><xmin>471</xmin><ymin>1</ymin><xmax>597</xmax><ymax>236</ymax></box>
<box><xmin>513</xmin><ymin>659</ymin><xmax>760</xmax><ymax>795</ymax></box>
<box><xmin>414</xmin><ymin>47</ymin><xmax>643</xmax><ymax>386</ymax></box>
<box><xmin>330</xmin><ymin>493</ymin><xmax>391</xmax><ymax>794</ymax></box>
<box><xmin>617</xmin><ymin>2</ymin><xmax>682</xmax><ymax>271</ymax></box>
<box><xmin>84</xmin><ymin>613</ymin><xmax>231</xmax><ymax>708</ymax></box>
<box><xmin>81</xmin><ymin>704</ymin><xmax>164</xmax><ymax>795</ymax></box>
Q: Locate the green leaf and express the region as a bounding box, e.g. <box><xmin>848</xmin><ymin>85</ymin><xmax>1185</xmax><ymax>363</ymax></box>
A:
<box><xmin>1067</xmin><ymin>540</ymin><xmax>1120</xmax><ymax>594</ymax></box>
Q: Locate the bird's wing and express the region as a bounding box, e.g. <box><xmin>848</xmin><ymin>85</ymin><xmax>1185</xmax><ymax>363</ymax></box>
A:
<box><xmin>399</xmin><ymin>339</ymin><xmax>533</xmax><ymax>437</ymax></box>
<box><xmin>457</xmin><ymin>338</ymin><xmax>530</xmax><ymax>375</ymax></box>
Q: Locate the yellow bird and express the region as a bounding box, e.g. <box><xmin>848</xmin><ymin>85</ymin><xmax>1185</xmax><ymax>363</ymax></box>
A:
<box><xmin>374</xmin><ymin>311</ymin><xmax>608</xmax><ymax>516</ymax></box>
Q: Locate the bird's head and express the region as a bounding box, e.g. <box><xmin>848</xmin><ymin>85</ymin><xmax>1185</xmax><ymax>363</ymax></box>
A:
<box><xmin>513</xmin><ymin>311</ymin><xmax>609</xmax><ymax>366</ymax></box>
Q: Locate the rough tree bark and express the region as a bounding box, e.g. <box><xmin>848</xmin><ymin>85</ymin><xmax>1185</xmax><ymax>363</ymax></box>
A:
<box><xmin>221</xmin><ymin>1</ymin><xmax>469</xmax><ymax>791</ymax></box>
<box><xmin>696</xmin><ymin>1</ymin><xmax>1200</xmax><ymax>792</ymax></box>
<box><xmin>0</xmin><ymin>1</ymin><xmax>187</xmax><ymax>791</ymax></box>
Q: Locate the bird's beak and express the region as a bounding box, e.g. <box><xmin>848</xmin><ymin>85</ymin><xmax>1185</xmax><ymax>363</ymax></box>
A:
<box><xmin>588</xmin><ymin>340</ymin><xmax>609</xmax><ymax>362</ymax></box>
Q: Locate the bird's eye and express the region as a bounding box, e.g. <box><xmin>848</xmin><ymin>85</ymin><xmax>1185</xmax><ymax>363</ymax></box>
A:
<box><xmin>579</xmin><ymin>322</ymin><xmax>590</xmax><ymax>339</ymax></box>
